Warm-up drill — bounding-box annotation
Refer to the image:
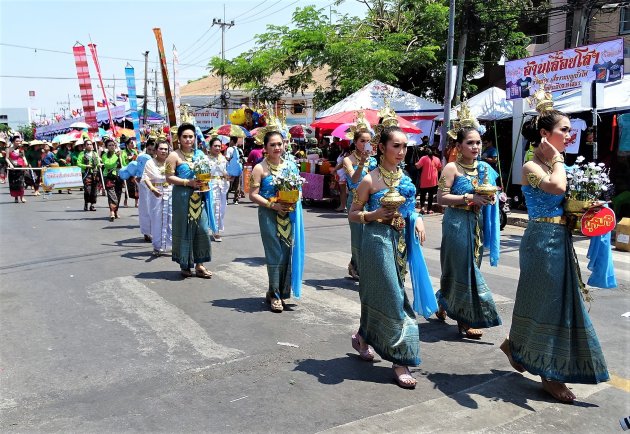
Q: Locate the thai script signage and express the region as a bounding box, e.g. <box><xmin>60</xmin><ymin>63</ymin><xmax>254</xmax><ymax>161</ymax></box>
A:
<box><xmin>505</xmin><ymin>39</ymin><xmax>624</xmax><ymax>100</ymax></box>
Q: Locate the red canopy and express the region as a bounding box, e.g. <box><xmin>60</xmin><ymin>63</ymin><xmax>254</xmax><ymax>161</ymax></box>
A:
<box><xmin>311</xmin><ymin>109</ymin><xmax>421</xmax><ymax>133</ymax></box>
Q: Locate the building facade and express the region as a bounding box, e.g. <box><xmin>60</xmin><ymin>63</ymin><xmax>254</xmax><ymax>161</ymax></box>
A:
<box><xmin>0</xmin><ymin>107</ymin><xmax>31</xmax><ymax>130</ymax></box>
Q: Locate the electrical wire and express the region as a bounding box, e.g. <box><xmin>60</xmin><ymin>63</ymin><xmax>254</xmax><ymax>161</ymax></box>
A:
<box><xmin>179</xmin><ymin>28</ymin><xmax>220</xmax><ymax>62</ymax></box>
<box><xmin>238</xmin><ymin>0</ymin><xmax>301</xmax><ymax>25</ymax></box>
<box><xmin>229</xmin><ymin>0</ymin><xmax>270</xmax><ymax>21</ymax></box>
<box><xmin>177</xmin><ymin>27</ymin><xmax>213</xmax><ymax>57</ymax></box>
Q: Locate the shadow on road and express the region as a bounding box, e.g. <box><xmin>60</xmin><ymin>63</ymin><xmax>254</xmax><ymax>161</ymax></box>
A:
<box><xmin>208</xmin><ymin>297</ymin><xmax>268</xmax><ymax>313</ymax></box>
<box><xmin>419</xmin><ymin>320</ymin><xmax>495</xmax><ymax>345</ymax></box>
<box><xmin>232</xmin><ymin>256</ymin><xmax>266</xmax><ymax>266</ymax></box>
<box><xmin>136</xmin><ymin>270</ymin><xmax>185</xmax><ymax>281</ymax></box>
<box><xmin>293</xmin><ymin>355</ymin><xmax>394</xmax><ymax>386</ymax></box>
<box><xmin>303</xmin><ymin>277</ymin><xmax>359</xmax><ymax>292</ymax></box>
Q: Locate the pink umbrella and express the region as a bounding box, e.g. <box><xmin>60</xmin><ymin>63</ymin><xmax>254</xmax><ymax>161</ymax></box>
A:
<box><xmin>330</xmin><ymin>123</ymin><xmax>355</xmax><ymax>139</ymax></box>
<box><xmin>289</xmin><ymin>124</ymin><xmax>315</xmax><ymax>139</ymax></box>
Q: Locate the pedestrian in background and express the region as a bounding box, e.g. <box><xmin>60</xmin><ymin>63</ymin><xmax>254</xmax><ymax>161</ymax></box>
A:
<box><xmin>76</xmin><ymin>140</ymin><xmax>100</xmax><ymax>211</ymax></box>
<box><xmin>102</xmin><ymin>139</ymin><xmax>123</xmax><ymax>221</ymax></box>
<box><xmin>142</xmin><ymin>140</ymin><xmax>172</xmax><ymax>256</ymax></box>
<box><xmin>208</xmin><ymin>137</ymin><xmax>229</xmax><ymax>242</ymax></box>
<box><xmin>415</xmin><ymin>148</ymin><xmax>442</xmax><ymax>214</ymax></box>
<box><xmin>7</xmin><ymin>138</ymin><xmax>27</xmax><ymax>203</ymax></box>
<box><xmin>226</xmin><ymin>136</ymin><xmax>244</xmax><ymax>205</ymax></box>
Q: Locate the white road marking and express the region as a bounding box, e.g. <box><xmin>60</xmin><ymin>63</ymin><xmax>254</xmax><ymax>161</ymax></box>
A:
<box><xmin>320</xmin><ymin>372</ymin><xmax>610</xmax><ymax>433</ymax></box>
<box><xmin>88</xmin><ymin>276</ymin><xmax>242</xmax><ymax>360</ymax></box>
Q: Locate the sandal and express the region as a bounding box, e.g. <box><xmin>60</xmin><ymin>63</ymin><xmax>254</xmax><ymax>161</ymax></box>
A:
<box><xmin>195</xmin><ymin>266</ymin><xmax>213</xmax><ymax>279</ymax></box>
<box><xmin>109</xmin><ymin>216</ymin><xmax>115</xmax><ymax>222</ymax></box>
<box><xmin>500</xmin><ymin>338</ymin><xmax>525</xmax><ymax>373</ymax></box>
<box><xmin>392</xmin><ymin>364</ymin><xmax>416</xmax><ymax>389</ymax></box>
<box><xmin>457</xmin><ymin>322</ymin><xmax>483</xmax><ymax>339</ymax></box>
<box><xmin>90</xmin><ymin>205</ymin><xmax>96</xmax><ymax>211</ymax></box>
<box><xmin>181</xmin><ymin>269</ymin><xmax>193</xmax><ymax>278</ymax></box>
<box><xmin>152</xmin><ymin>249</ymin><xmax>161</xmax><ymax>257</ymax></box>
<box><xmin>351</xmin><ymin>333</ymin><xmax>374</xmax><ymax>361</ymax></box>
<box><xmin>348</xmin><ymin>262</ymin><xmax>359</xmax><ymax>281</ymax></box>
<box><xmin>541</xmin><ymin>378</ymin><xmax>576</xmax><ymax>403</ymax></box>
<box><xmin>265</xmin><ymin>291</ymin><xmax>283</xmax><ymax>312</ymax></box>
<box><xmin>435</xmin><ymin>307</ymin><xmax>447</xmax><ymax>322</ymax></box>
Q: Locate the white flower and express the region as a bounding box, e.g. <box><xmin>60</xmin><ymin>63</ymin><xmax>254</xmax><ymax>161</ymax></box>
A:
<box><xmin>598</xmin><ymin>162</ymin><xmax>605</xmax><ymax>167</ymax></box>
<box><xmin>576</xmin><ymin>156</ymin><xmax>585</xmax><ymax>163</ymax></box>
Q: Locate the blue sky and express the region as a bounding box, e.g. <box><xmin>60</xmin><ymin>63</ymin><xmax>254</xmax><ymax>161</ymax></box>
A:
<box><xmin>0</xmin><ymin>0</ymin><xmax>366</xmax><ymax>120</ymax></box>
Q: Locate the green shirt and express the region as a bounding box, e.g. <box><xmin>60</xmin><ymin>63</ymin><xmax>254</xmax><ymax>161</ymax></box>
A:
<box><xmin>70</xmin><ymin>150</ymin><xmax>81</xmax><ymax>166</ymax></box>
<box><xmin>102</xmin><ymin>152</ymin><xmax>120</xmax><ymax>177</ymax></box>
<box><xmin>76</xmin><ymin>151</ymin><xmax>100</xmax><ymax>173</ymax></box>
<box><xmin>121</xmin><ymin>148</ymin><xmax>138</xmax><ymax>167</ymax></box>
<box><xmin>56</xmin><ymin>147</ymin><xmax>70</xmax><ymax>165</ymax></box>
<box><xmin>25</xmin><ymin>146</ymin><xmax>41</xmax><ymax>167</ymax></box>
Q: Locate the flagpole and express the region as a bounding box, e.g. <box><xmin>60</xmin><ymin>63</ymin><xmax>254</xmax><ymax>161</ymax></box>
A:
<box><xmin>88</xmin><ymin>42</ymin><xmax>117</xmax><ymax>138</ymax></box>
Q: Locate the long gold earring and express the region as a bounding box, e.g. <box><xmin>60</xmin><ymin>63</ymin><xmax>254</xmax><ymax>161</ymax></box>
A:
<box><xmin>456</xmin><ymin>150</ymin><xmax>462</xmax><ymax>162</ymax></box>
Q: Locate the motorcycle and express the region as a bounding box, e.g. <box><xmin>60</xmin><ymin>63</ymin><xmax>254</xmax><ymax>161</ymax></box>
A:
<box><xmin>499</xmin><ymin>192</ymin><xmax>511</xmax><ymax>231</ymax></box>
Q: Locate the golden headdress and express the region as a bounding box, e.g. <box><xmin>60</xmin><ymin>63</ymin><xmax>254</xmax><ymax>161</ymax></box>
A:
<box><xmin>371</xmin><ymin>100</ymin><xmax>399</xmax><ymax>144</ymax></box>
<box><xmin>254</xmin><ymin>105</ymin><xmax>282</xmax><ymax>145</ymax></box>
<box><xmin>447</xmin><ymin>100</ymin><xmax>481</xmax><ymax>140</ymax></box>
<box><xmin>529</xmin><ymin>82</ymin><xmax>554</xmax><ymax>115</ymax></box>
<box><xmin>345</xmin><ymin>111</ymin><xmax>372</xmax><ymax>140</ymax></box>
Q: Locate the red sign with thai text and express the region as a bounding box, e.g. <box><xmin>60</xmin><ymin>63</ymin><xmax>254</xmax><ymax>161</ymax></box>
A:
<box><xmin>581</xmin><ymin>206</ymin><xmax>616</xmax><ymax>237</ymax></box>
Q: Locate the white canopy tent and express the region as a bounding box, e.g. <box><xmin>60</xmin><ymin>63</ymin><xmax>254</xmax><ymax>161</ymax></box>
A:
<box><xmin>438</xmin><ymin>87</ymin><xmax>513</xmax><ymax>121</ymax></box>
<box><xmin>316</xmin><ymin>80</ymin><xmax>443</xmax><ymax>118</ymax></box>
<box><xmin>315</xmin><ymin>80</ymin><xmax>443</xmax><ymax>143</ymax></box>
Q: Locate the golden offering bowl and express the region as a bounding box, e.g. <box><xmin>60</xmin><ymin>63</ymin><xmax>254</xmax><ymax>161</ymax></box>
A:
<box><xmin>474</xmin><ymin>184</ymin><xmax>499</xmax><ymax>197</ymax></box>
<box><xmin>196</xmin><ymin>173</ymin><xmax>211</xmax><ymax>192</ymax></box>
<box><xmin>564</xmin><ymin>198</ymin><xmax>596</xmax><ymax>214</ymax></box>
<box><xmin>380</xmin><ymin>187</ymin><xmax>406</xmax><ymax>209</ymax></box>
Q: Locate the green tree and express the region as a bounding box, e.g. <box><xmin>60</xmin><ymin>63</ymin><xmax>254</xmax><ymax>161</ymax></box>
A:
<box><xmin>17</xmin><ymin>123</ymin><xmax>35</xmax><ymax>141</ymax></box>
<box><xmin>210</xmin><ymin>1</ymin><xmax>537</xmax><ymax>110</ymax></box>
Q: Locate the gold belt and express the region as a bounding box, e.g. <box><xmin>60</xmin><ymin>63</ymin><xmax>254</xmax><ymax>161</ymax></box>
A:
<box><xmin>534</xmin><ymin>216</ymin><xmax>566</xmax><ymax>225</ymax></box>
<box><xmin>210</xmin><ymin>175</ymin><xmax>224</xmax><ymax>180</ymax></box>
<box><xmin>160</xmin><ymin>182</ymin><xmax>170</xmax><ymax>187</ymax></box>
<box><xmin>452</xmin><ymin>204</ymin><xmax>476</xmax><ymax>212</ymax></box>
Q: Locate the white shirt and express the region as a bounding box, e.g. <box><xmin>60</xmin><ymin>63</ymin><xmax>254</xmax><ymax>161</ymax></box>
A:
<box><xmin>565</xmin><ymin>118</ymin><xmax>587</xmax><ymax>154</ymax></box>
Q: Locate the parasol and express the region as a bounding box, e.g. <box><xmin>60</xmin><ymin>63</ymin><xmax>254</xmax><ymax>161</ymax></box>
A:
<box><xmin>311</xmin><ymin>109</ymin><xmax>421</xmax><ymax>133</ymax></box>
<box><xmin>69</xmin><ymin>121</ymin><xmax>91</xmax><ymax>129</ymax></box>
<box><xmin>288</xmin><ymin>124</ymin><xmax>315</xmax><ymax>139</ymax></box>
<box><xmin>215</xmin><ymin>124</ymin><xmax>251</xmax><ymax>138</ymax></box>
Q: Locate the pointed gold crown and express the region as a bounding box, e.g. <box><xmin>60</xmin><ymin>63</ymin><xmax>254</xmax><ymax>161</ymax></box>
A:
<box><xmin>530</xmin><ymin>82</ymin><xmax>554</xmax><ymax>115</ymax></box>
<box><xmin>371</xmin><ymin>101</ymin><xmax>398</xmax><ymax>145</ymax></box>
<box><xmin>254</xmin><ymin>104</ymin><xmax>282</xmax><ymax>145</ymax></box>
<box><xmin>447</xmin><ymin>100</ymin><xmax>480</xmax><ymax>139</ymax></box>
<box><xmin>345</xmin><ymin>111</ymin><xmax>372</xmax><ymax>140</ymax></box>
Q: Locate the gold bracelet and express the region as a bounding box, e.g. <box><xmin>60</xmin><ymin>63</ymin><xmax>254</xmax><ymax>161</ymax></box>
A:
<box><xmin>265</xmin><ymin>200</ymin><xmax>272</xmax><ymax>208</ymax></box>
<box><xmin>359</xmin><ymin>211</ymin><xmax>367</xmax><ymax>224</ymax></box>
<box><xmin>551</xmin><ymin>155</ymin><xmax>564</xmax><ymax>165</ymax></box>
<box><xmin>183</xmin><ymin>179</ymin><xmax>188</xmax><ymax>187</ymax></box>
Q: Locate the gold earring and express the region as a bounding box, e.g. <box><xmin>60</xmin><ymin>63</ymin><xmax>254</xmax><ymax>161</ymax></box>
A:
<box><xmin>456</xmin><ymin>150</ymin><xmax>462</xmax><ymax>161</ymax></box>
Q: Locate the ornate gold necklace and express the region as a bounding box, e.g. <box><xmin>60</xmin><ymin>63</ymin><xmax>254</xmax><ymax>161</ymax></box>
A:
<box><xmin>378</xmin><ymin>164</ymin><xmax>402</xmax><ymax>188</ymax></box>
<box><xmin>456</xmin><ymin>158</ymin><xmax>478</xmax><ymax>177</ymax></box>
<box><xmin>265</xmin><ymin>156</ymin><xmax>283</xmax><ymax>175</ymax></box>
<box><xmin>181</xmin><ymin>150</ymin><xmax>194</xmax><ymax>163</ymax></box>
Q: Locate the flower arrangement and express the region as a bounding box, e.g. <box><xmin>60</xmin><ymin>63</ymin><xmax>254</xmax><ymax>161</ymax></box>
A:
<box><xmin>273</xmin><ymin>165</ymin><xmax>306</xmax><ymax>209</ymax></box>
<box><xmin>192</xmin><ymin>156</ymin><xmax>212</xmax><ymax>192</ymax></box>
<box><xmin>566</xmin><ymin>156</ymin><xmax>612</xmax><ymax>202</ymax></box>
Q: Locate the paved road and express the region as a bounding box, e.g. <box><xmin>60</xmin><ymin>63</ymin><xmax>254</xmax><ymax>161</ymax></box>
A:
<box><xmin>1</xmin><ymin>188</ymin><xmax>628</xmax><ymax>433</ymax></box>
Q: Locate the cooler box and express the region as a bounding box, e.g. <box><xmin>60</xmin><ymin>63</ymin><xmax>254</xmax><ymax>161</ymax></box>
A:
<box><xmin>615</xmin><ymin>217</ymin><xmax>630</xmax><ymax>252</ymax></box>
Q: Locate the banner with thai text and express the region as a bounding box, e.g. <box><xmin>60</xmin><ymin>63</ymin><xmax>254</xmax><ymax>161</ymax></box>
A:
<box><xmin>193</xmin><ymin>108</ymin><xmax>221</xmax><ymax>130</ymax></box>
<box><xmin>125</xmin><ymin>66</ymin><xmax>142</xmax><ymax>143</ymax></box>
<box><xmin>505</xmin><ymin>38</ymin><xmax>624</xmax><ymax>100</ymax></box>
<box><xmin>72</xmin><ymin>45</ymin><xmax>98</xmax><ymax>132</ymax></box>
<box><xmin>42</xmin><ymin>166</ymin><xmax>84</xmax><ymax>189</ymax></box>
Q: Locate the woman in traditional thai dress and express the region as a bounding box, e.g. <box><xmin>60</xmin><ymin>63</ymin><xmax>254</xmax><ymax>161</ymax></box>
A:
<box><xmin>249</xmin><ymin>131</ymin><xmax>305</xmax><ymax>313</ymax></box>
<box><xmin>76</xmin><ymin>140</ymin><xmax>100</xmax><ymax>211</ymax></box>
<box><xmin>7</xmin><ymin>145</ymin><xmax>27</xmax><ymax>203</ymax></box>
<box><xmin>343</xmin><ymin>128</ymin><xmax>377</xmax><ymax>280</ymax></box>
<box><xmin>165</xmin><ymin>123</ymin><xmax>216</xmax><ymax>279</ymax></box>
<box><xmin>142</xmin><ymin>140</ymin><xmax>172</xmax><ymax>256</ymax></box>
<box><xmin>348</xmin><ymin>126</ymin><xmax>435</xmax><ymax>389</ymax></box>
<box><xmin>207</xmin><ymin>137</ymin><xmax>230</xmax><ymax>242</ymax></box>
<box><xmin>102</xmin><ymin>139</ymin><xmax>123</xmax><ymax>221</ymax></box>
<box><xmin>501</xmin><ymin>108</ymin><xmax>610</xmax><ymax>403</ymax></box>
<box><xmin>121</xmin><ymin>137</ymin><xmax>139</xmax><ymax>208</ymax></box>
<box><xmin>435</xmin><ymin>126</ymin><xmax>502</xmax><ymax>339</ymax></box>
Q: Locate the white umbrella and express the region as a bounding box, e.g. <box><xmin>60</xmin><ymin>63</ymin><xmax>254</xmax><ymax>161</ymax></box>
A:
<box><xmin>69</xmin><ymin>121</ymin><xmax>91</xmax><ymax>129</ymax></box>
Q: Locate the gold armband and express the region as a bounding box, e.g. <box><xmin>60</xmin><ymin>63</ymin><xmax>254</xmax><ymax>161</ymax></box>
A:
<box><xmin>437</xmin><ymin>175</ymin><xmax>450</xmax><ymax>193</ymax></box>
<box><xmin>343</xmin><ymin>166</ymin><xmax>352</xmax><ymax>175</ymax></box>
<box><xmin>359</xmin><ymin>211</ymin><xmax>368</xmax><ymax>224</ymax></box>
<box><xmin>165</xmin><ymin>162</ymin><xmax>175</xmax><ymax>176</ymax></box>
<box><xmin>526</xmin><ymin>172</ymin><xmax>548</xmax><ymax>188</ymax></box>
<box><xmin>249</xmin><ymin>173</ymin><xmax>260</xmax><ymax>189</ymax></box>
<box><xmin>352</xmin><ymin>194</ymin><xmax>366</xmax><ymax>207</ymax></box>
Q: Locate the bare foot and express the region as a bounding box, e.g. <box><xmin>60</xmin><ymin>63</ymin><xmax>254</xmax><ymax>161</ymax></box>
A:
<box><xmin>500</xmin><ymin>338</ymin><xmax>525</xmax><ymax>373</ymax></box>
<box><xmin>393</xmin><ymin>364</ymin><xmax>417</xmax><ymax>389</ymax></box>
<box><xmin>542</xmin><ymin>378</ymin><xmax>576</xmax><ymax>403</ymax></box>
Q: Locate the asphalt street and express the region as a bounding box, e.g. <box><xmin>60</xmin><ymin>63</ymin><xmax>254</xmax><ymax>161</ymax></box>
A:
<box><xmin>0</xmin><ymin>186</ymin><xmax>628</xmax><ymax>433</ymax></box>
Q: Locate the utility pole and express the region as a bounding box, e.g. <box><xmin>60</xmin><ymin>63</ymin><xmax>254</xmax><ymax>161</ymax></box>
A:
<box><xmin>440</xmin><ymin>0</ymin><xmax>456</xmax><ymax>154</ymax></box>
<box><xmin>142</xmin><ymin>51</ymin><xmax>149</xmax><ymax>125</ymax></box>
<box><xmin>212</xmin><ymin>8</ymin><xmax>234</xmax><ymax>124</ymax></box>
<box><xmin>453</xmin><ymin>1</ymin><xmax>468</xmax><ymax>106</ymax></box>
<box><xmin>155</xmin><ymin>65</ymin><xmax>159</xmax><ymax>113</ymax></box>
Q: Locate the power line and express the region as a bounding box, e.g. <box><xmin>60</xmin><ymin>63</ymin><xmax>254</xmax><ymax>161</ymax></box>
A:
<box><xmin>177</xmin><ymin>27</ymin><xmax>212</xmax><ymax>57</ymax></box>
<box><xmin>229</xmin><ymin>0</ymin><xmax>271</xmax><ymax>21</ymax></box>
<box><xmin>239</xmin><ymin>0</ymin><xmax>300</xmax><ymax>25</ymax></box>
<box><xmin>179</xmin><ymin>29</ymin><xmax>221</xmax><ymax>64</ymax></box>
<box><xmin>179</xmin><ymin>28</ymin><xmax>220</xmax><ymax>62</ymax></box>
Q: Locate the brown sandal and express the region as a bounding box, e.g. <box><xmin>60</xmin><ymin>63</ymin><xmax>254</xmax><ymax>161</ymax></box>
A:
<box><xmin>435</xmin><ymin>307</ymin><xmax>447</xmax><ymax>321</ymax></box>
<box><xmin>195</xmin><ymin>266</ymin><xmax>212</xmax><ymax>279</ymax></box>
<box><xmin>457</xmin><ymin>322</ymin><xmax>483</xmax><ymax>339</ymax></box>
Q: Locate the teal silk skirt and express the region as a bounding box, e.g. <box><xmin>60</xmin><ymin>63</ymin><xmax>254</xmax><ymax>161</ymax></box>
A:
<box><xmin>347</xmin><ymin>190</ymin><xmax>363</xmax><ymax>273</ymax></box>
<box><xmin>510</xmin><ymin>221</ymin><xmax>609</xmax><ymax>384</ymax></box>
<box><xmin>171</xmin><ymin>185</ymin><xmax>212</xmax><ymax>269</ymax></box>
<box><xmin>358</xmin><ymin>222</ymin><xmax>420</xmax><ymax>366</ymax></box>
<box><xmin>436</xmin><ymin>207</ymin><xmax>501</xmax><ymax>328</ymax></box>
<box><xmin>258</xmin><ymin>207</ymin><xmax>292</xmax><ymax>300</ymax></box>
